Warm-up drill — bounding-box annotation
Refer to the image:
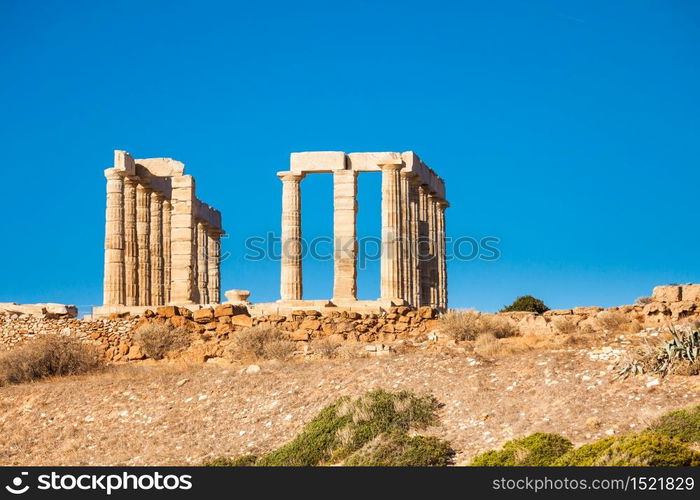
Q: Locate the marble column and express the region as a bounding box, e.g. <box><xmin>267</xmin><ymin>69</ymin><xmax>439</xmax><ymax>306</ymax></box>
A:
<box><xmin>197</xmin><ymin>221</ymin><xmax>209</xmax><ymax>304</ymax></box>
<box><xmin>123</xmin><ymin>176</ymin><xmax>139</xmax><ymax>306</ymax></box>
<box><xmin>278</xmin><ymin>172</ymin><xmax>304</xmax><ymax>301</ymax></box>
<box><xmin>417</xmin><ymin>184</ymin><xmax>430</xmax><ymax>306</ymax></box>
<box><xmin>408</xmin><ymin>176</ymin><xmax>421</xmax><ymax>307</ymax></box>
<box><xmin>103</xmin><ymin>169</ymin><xmax>125</xmax><ymax>305</ymax></box>
<box><xmin>332</xmin><ymin>170</ymin><xmax>358</xmax><ymax>301</ymax></box>
<box><xmin>136</xmin><ymin>184</ymin><xmax>151</xmax><ymax>305</ymax></box>
<box><xmin>170</xmin><ymin>175</ymin><xmax>196</xmax><ymax>304</ymax></box>
<box><xmin>162</xmin><ymin>199</ymin><xmax>172</xmax><ymax>304</ymax></box>
<box><xmin>437</xmin><ymin>200</ymin><xmax>449</xmax><ymax>310</ymax></box>
<box><xmin>207</xmin><ymin>229</ymin><xmax>221</xmax><ymax>303</ymax></box>
<box><xmin>150</xmin><ymin>192</ymin><xmax>164</xmax><ymax>306</ymax></box>
<box><xmin>428</xmin><ymin>193</ymin><xmax>438</xmax><ymax>308</ymax></box>
<box><xmin>380</xmin><ymin>162</ymin><xmax>403</xmax><ymax>301</ymax></box>
<box><xmin>399</xmin><ymin>171</ymin><xmax>412</xmax><ymax>303</ymax></box>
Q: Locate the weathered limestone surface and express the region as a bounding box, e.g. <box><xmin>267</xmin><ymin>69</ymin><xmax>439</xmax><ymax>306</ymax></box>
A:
<box><xmin>332</xmin><ymin>170</ymin><xmax>358</xmax><ymax>301</ymax></box>
<box><xmin>98</xmin><ymin>151</ymin><xmax>224</xmax><ymax>313</ymax></box>
<box><xmin>278</xmin><ymin>172</ymin><xmax>304</xmax><ymax>301</ymax></box>
<box><xmin>380</xmin><ymin>161</ymin><xmax>403</xmax><ymax>301</ymax></box>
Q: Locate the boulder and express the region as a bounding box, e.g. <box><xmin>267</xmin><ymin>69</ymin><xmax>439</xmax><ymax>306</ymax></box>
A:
<box><xmin>156</xmin><ymin>306</ymin><xmax>179</xmax><ymax>317</ymax></box>
<box><xmin>230</xmin><ymin>314</ymin><xmax>253</xmax><ymax>328</ymax></box>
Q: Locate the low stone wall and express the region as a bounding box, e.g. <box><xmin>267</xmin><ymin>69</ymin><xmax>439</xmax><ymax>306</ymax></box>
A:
<box><xmin>0</xmin><ymin>304</ymin><xmax>443</xmax><ymax>362</ymax></box>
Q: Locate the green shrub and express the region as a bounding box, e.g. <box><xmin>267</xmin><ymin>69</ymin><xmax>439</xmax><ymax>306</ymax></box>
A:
<box><xmin>202</xmin><ymin>455</ymin><xmax>258</xmax><ymax>467</ymax></box>
<box><xmin>344</xmin><ymin>432</ymin><xmax>455</xmax><ymax>466</ymax></box>
<box><xmin>0</xmin><ymin>335</ymin><xmax>102</xmax><ymax>385</ymax></box>
<box><xmin>471</xmin><ymin>433</ymin><xmax>572</xmax><ymax>466</ymax></box>
<box><xmin>554</xmin><ymin>432</ymin><xmax>700</xmax><ymax>466</ymax></box>
<box><xmin>256</xmin><ymin>389</ymin><xmax>441</xmax><ymax>466</ymax></box>
<box><xmin>500</xmin><ymin>296</ymin><xmax>549</xmax><ymax>314</ymax></box>
<box><xmin>647</xmin><ymin>406</ymin><xmax>700</xmax><ymax>443</ymax></box>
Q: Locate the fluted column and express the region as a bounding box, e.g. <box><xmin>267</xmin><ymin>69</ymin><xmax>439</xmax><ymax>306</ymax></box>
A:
<box><xmin>437</xmin><ymin>199</ymin><xmax>449</xmax><ymax>310</ymax></box>
<box><xmin>103</xmin><ymin>169</ymin><xmax>125</xmax><ymax>305</ymax></box>
<box><xmin>380</xmin><ymin>162</ymin><xmax>403</xmax><ymax>301</ymax></box>
<box><xmin>197</xmin><ymin>221</ymin><xmax>209</xmax><ymax>304</ymax></box>
<box><xmin>399</xmin><ymin>171</ymin><xmax>412</xmax><ymax>303</ymax></box>
<box><xmin>332</xmin><ymin>170</ymin><xmax>358</xmax><ymax>301</ymax></box>
<box><xmin>207</xmin><ymin>229</ymin><xmax>221</xmax><ymax>303</ymax></box>
<box><xmin>123</xmin><ymin>176</ymin><xmax>138</xmax><ymax>306</ymax></box>
<box><xmin>408</xmin><ymin>177</ymin><xmax>421</xmax><ymax>307</ymax></box>
<box><xmin>428</xmin><ymin>193</ymin><xmax>438</xmax><ymax>308</ymax></box>
<box><xmin>162</xmin><ymin>199</ymin><xmax>172</xmax><ymax>303</ymax></box>
<box><xmin>136</xmin><ymin>184</ymin><xmax>151</xmax><ymax>306</ymax></box>
<box><xmin>417</xmin><ymin>184</ymin><xmax>430</xmax><ymax>306</ymax></box>
<box><xmin>278</xmin><ymin>172</ymin><xmax>304</xmax><ymax>301</ymax></box>
<box><xmin>150</xmin><ymin>192</ymin><xmax>164</xmax><ymax>306</ymax></box>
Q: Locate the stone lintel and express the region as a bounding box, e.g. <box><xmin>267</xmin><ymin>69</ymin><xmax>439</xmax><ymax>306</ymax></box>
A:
<box><xmin>290</xmin><ymin>151</ymin><xmax>346</xmax><ymax>173</ymax></box>
<box><xmin>114</xmin><ymin>150</ymin><xmax>136</xmax><ymax>176</ymax></box>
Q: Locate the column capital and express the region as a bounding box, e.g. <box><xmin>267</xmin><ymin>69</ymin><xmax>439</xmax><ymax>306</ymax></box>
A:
<box><xmin>136</xmin><ymin>183</ymin><xmax>152</xmax><ymax>193</ymax></box>
<box><xmin>277</xmin><ymin>171</ymin><xmax>305</xmax><ymax>183</ymax></box>
<box><xmin>379</xmin><ymin>161</ymin><xmax>403</xmax><ymax>171</ymax></box>
<box><xmin>437</xmin><ymin>199</ymin><xmax>450</xmax><ymax>209</ymax></box>
<box><xmin>104</xmin><ymin>168</ymin><xmax>124</xmax><ymax>180</ymax></box>
<box><xmin>151</xmin><ymin>190</ymin><xmax>164</xmax><ymax>202</ymax></box>
<box><xmin>123</xmin><ymin>175</ymin><xmax>140</xmax><ymax>186</ymax></box>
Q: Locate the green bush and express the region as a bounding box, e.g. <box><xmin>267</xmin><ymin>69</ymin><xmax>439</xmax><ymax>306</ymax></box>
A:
<box><xmin>470</xmin><ymin>433</ymin><xmax>572</xmax><ymax>466</ymax></box>
<box><xmin>344</xmin><ymin>432</ymin><xmax>455</xmax><ymax>466</ymax></box>
<box><xmin>647</xmin><ymin>406</ymin><xmax>700</xmax><ymax>443</ymax></box>
<box><xmin>202</xmin><ymin>455</ymin><xmax>258</xmax><ymax>467</ymax></box>
<box><xmin>554</xmin><ymin>432</ymin><xmax>700</xmax><ymax>466</ymax></box>
<box><xmin>500</xmin><ymin>296</ymin><xmax>549</xmax><ymax>314</ymax></box>
<box><xmin>257</xmin><ymin>389</ymin><xmax>441</xmax><ymax>466</ymax></box>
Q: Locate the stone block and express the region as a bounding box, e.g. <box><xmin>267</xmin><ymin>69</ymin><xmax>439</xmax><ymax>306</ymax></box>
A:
<box><xmin>231</xmin><ymin>314</ymin><xmax>253</xmax><ymax>328</ymax></box>
<box><xmin>192</xmin><ymin>308</ymin><xmax>214</xmax><ymax>323</ymax></box>
<box><xmin>652</xmin><ymin>285</ymin><xmax>682</xmax><ymax>303</ymax></box>
<box><xmin>682</xmin><ymin>284</ymin><xmax>700</xmax><ymax>302</ymax></box>
<box><xmin>156</xmin><ymin>306</ymin><xmax>179</xmax><ymax>318</ymax></box>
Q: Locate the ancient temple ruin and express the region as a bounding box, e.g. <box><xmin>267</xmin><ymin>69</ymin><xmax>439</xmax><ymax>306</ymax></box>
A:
<box><xmin>253</xmin><ymin>151</ymin><xmax>448</xmax><ymax>315</ymax></box>
<box><xmin>94</xmin><ymin>151</ymin><xmax>223</xmax><ymax>316</ymax></box>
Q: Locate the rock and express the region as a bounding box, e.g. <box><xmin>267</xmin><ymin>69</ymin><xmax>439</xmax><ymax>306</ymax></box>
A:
<box><xmin>176</xmin><ymin>378</ymin><xmax>189</xmax><ymax>387</ymax></box>
<box><xmin>417</xmin><ymin>306</ymin><xmax>436</xmax><ymax>319</ymax></box>
<box><xmin>652</xmin><ymin>285</ymin><xmax>682</xmax><ymax>303</ymax></box>
<box><xmin>170</xmin><ymin>316</ymin><xmax>191</xmax><ymax>328</ymax></box>
<box><xmin>192</xmin><ymin>308</ymin><xmax>215</xmax><ymax>323</ymax></box>
<box><xmin>682</xmin><ymin>284</ymin><xmax>700</xmax><ymax>302</ymax></box>
<box><xmin>290</xmin><ymin>330</ymin><xmax>310</xmax><ymax>341</ymax></box>
<box><xmin>215</xmin><ymin>304</ymin><xmax>243</xmax><ymax>317</ymax></box>
<box><xmin>143</xmin><ymin>309</ymin><xmax>155</xmax><ymax>318</ymax></box>
<box><xmin>642</xmin><ymin>302</ymin><xmax>670</xmax><ymax>316</ymax></box>
<box><xmin>231</xmin><ymin>314</ymin><xmax>253</xmax><ymax>328</ymax></box>
<box><xmin>245</xmin><ymin>364</ymin><xmax>261</xmax><ymax>374</ymax></box>
<box><xmin>300</xmin><ymin>319</ymin><xmax>321</xmax><ymax>330</ymax></box>
<box><xmin>572</xmin><ymin>306</ymin><xmax>603</xmax><ymax>315</ymax></box>
<box><xmin>156</xmin><ymin>306</ymin><xmax>179</xmax><ymax>317</ymax></box>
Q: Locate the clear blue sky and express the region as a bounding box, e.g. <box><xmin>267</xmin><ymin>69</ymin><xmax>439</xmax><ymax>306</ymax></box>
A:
<box><xmin>1</xmin><ymin>0</ymin><xmax>699</xmax><ymax>313</ymax></box>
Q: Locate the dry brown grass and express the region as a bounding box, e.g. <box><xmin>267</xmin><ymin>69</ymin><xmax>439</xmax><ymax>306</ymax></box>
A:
<box><xmin>225</xmin><ymin>325</ymin><xmax>296</xmax><ymax>362</ymax></box>
<box><xmin>0</xmin><ymin>335</ymin><xmax>102</xmax><ymax>386</ymax></box>
<box><xmin>133</xmin><ymin>324</ymin><xmax>192</xmax><ymax>360</ymax></box>
<box><xmin>441</xmin><ymin>310</ymin><xmax>519</xmax><ymax>342</ymax></box>
<box><xmin>552</xmin><ymin>317</ymin><xmax>578</xmax><ymax>335</ymax></box>
<box><xmin>311</xmin><ymin>338</ymin><xmax>341</xmax><ymax>358</ymax></box>
<box><xmin>596</xmin><ymin>311</ymin><xmax>627</xmax><ymax>332</ymax></box>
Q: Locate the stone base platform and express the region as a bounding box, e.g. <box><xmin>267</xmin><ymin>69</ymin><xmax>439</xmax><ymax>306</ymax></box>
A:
<box><xmin>90</xmin><ymin>303</ymin><xmax>220</xmax><ymax>319</ymax></box>
<box><xmin>248</xmin><ymin>299</ymin><xmax>408</xmax><ymax>317</ymax></box>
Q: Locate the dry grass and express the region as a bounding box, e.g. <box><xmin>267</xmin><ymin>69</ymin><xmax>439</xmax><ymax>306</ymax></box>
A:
<box><xmin>133</xmin><ymin>324</ymin><xmax>192</xmax><ymax>360</ymax></box>
<box><xmin>1</xmin><ymin>334</ymin><xmax>699</xmax><ymax>466</ymax></box>
<box><xmin>225</xmin><ymin>325</ymin><xmax>296</xmax><ymax>362</ymax></box>
<box><xmin>0</xmin><ymin>335</ymin><xmax>101</xmax><ymax>386</ymax></box>
<box><xmin>552</xmin><ymin>317</ymin><xmax>578</xmax><ymax>335</ymax></box>
<box><xmin>596</xmin><ymin>311</ymin><xmax>627</xmax><ymax>332</ymax></box>
<box><xmin>311</xmin><ymin>338</ymin><xmax>341</xmax><ymax>358</ymax></box>
<box><xmin>441</xmin><ymin>310</ymin><xmax>519</xmax><ymax>342</ymax></box>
